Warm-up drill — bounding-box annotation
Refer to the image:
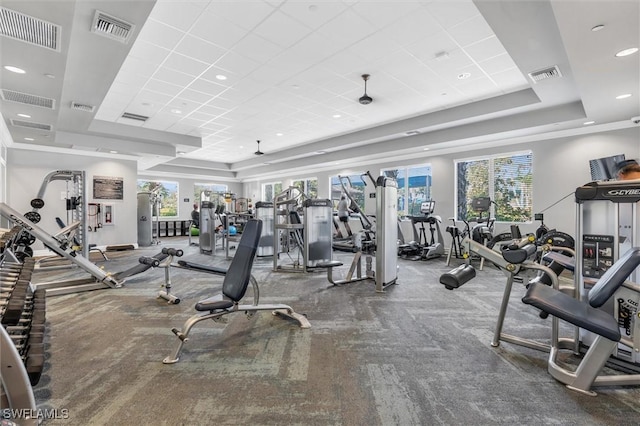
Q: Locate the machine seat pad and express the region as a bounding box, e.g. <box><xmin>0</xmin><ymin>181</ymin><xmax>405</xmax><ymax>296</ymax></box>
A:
<box><xmin>439</xmin><ymin>264</ymin><xmax>476</xmax><ymax>289</ymax></box>
<box><xmin>316</xmin><ymin>261</ymin><xmax>344</xmax><ymax>268</ymax></box>
<box><xmin>542</xmin><ymin>252</ymin><xmax>575</xmax><ymax>271</ymax></box>
<box><xmin>195</xmin><ymin>295</ymin><xmax>234</xmax><ymax>311</ymax></box>
<box><xmin>522</xmin><ymin>283</ymin><xmax>620</xmax><ymax>342</ymax></box>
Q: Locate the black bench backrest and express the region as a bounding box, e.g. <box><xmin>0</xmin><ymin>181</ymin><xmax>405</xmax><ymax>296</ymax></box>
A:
<box><xmin>222</xmin><ymin>219</ymin><xmax>262</xmax><ymax>303</ymax></box>
<box><xmin>589</xmin><ymin>247</ymin><xmax>640</xmax><ymax>308</ymax></box>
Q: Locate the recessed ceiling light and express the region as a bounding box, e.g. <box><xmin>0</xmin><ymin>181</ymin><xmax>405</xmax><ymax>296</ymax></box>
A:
<box><xmin>583</xmin><ymin>121</ymin><xmax>595</xmax><ymax>125</ymax></box>
<box><xmin>615</xmin><ymin>47</ymin><xmax>638</xmax><ymax>57</ymax></box>
<box><xmin>406</xmin><ymin>130</ymin><xmax>420</xmax><ymax>136</ymax></box>
<box><xmin>109</xmin><ymin>150</ymin><xmax>118</xmax><ymax>154</ymax></box>
<box><xmin>4</xmin><ymin>65</ymin><xmax>25</xmax><ymax>74</ymax></box>
<box><xmin>316</xmin><ymin>150</ymin><xmax>327</xmax><ymax>154</ymax></box>
<box><xmin>591</xmin><ymin>24</ymin><xmax>605</xmax><ymax>32</ymax></box>
<box><xmin>616</xmin><ymin>94</ymin><xmax>632</xmax><ymax>99</ymax></box>
<box><xmin>215</xmin><ymin>74</ymin><xmax>227</xmax><ymax>80</ymax></box>
<box><xmin>44</xmin><ymin>73</ymin><xmax>55</xmax><ymax>79</ymax></box>
<box><xmin>332</xmin><ymin>114</ymin><xmax>341</xmax><ymax>118</ymax></box>
<box><xmin>423</xmin><ymin>147</ymin><xmax>430</xmax><ymax>151</ymax></box>
<box><xmin>17</xmin><ymin>113</ymin><xmax>31</xmax><ymax>118</ymax></box>
<box><xmin>24</xmin><ymin>137</ymin><xmax>34</xmax><ymax>141</ymax></box>
<box><xmin>177</xmin><ymin>151</ymin><xmax>186</xmax><ymax>155</ymax></box>
<box><xmin>171</xmin><ymin>108</ymin><xmax>182</xmax><ymax>114</ymax></box>
<box><xmin>239</xmin><ymin>146</ymin><xmax>244</xmax><ymax>149</ymax></box>
<box><xmin>263</xmin><ymin>162</ymin><xmax>271</xmax><ymax>165</ymax></box>
<box><xmin>276</xmin><ymin>132</ymin><xmax>283</xmax><ymax>136</ymax></box>
<box><xmin>457</xmin><ymin>72</ymin><xmax>471</xmax><ymax>80</ymax></box>
<box><xmin>142</xmin><ymin>102</ymin><xmax>153</xmax><ymax>107</ymax></box>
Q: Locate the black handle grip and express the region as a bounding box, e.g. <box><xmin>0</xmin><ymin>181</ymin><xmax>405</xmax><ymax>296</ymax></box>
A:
<box><xmin>161</xmin><ymin>248</ymin><xmax>183</xmax><ymax>257</ymax></box>
<box><xmin>138</xmin><ymin>256</ymin><xmax>160</xmax><ymax>267</ymax></box>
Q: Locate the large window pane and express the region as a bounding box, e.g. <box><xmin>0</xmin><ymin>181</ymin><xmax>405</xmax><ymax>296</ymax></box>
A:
<box><xmin>263</xmin><ymin>181</ymin><xmax>282</xmax><ymax>202</ymax></box>
<box><xmin>291</xmin><ymin>177</ymin><xmax>318</xmax><ymax>199</ymax></box>
<box><xmin>194</xmin><ymin>183</ymin><xmax>228</xmax><ymax>203</ymax></box>
<box><xmin>330</xmin><ymin>174</ymin><xmax>365</xmax><ymax>212</ymax></box>
<box><xmin>455</xmin><ymin>152</ymin><xmax>532</xmax><ymax>222</ymax></box>
<box><xmin>382</xmin><ymin>164</ymin><xmax>432</xmax><ymax>216</ymax></box>
<box><xmin>137</xmin><ymin>180</ymin><xmax>179</xmax><ymax>217</ymax></box>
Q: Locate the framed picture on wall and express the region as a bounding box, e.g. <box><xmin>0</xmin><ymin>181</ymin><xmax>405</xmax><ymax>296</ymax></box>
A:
<box><xmin>93</xmin><ymin>176</ymin><xmax>124</xmax><ymax>200</ymax></box>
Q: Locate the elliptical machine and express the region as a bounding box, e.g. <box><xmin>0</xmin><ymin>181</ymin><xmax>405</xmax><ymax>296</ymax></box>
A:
<box><xmin>398</xmin><ymin>200</ymin><xmax>444</xmax><ymax>260</ymax></box>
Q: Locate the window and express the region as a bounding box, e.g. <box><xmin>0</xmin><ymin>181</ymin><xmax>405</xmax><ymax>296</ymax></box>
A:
<box><xmin>292</xmin><ymin>177</ymin><xmax>318</xmax><ymax>199</ymax></box>
<box><xmin>330</xmin><ymin>174</ymin><xmax>367</xmax><ymax>212</ymax></box>
<box><xmin>194</xmin><ymin>183</ymin><xmax>228</xmax><ymax>203</ymax></box>
<box><xmin>262</xmin><ymin>181</ymin><xmax>283</xmax><ymax>202</ymax></box>
<box><xmin>455</xmin><ymin>151</ymin><xmax>532</xmax><ymax>222</ymax></box>
<box><xmin>137</xmin><ymin>180</ymin><xmax>179</xmax><ymax>217</ymax></box>
<box><xmin>382</xmin><ymin>164</ymin><xmax>432</xmax><ymax>216</ymax></box>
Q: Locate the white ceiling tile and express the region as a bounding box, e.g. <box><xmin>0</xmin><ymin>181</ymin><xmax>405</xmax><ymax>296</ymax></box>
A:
<box><xmin>425</xmin><ymin>0</ymin><xmax>480</xmax><ymax>29</ymax></box>
<box><xmin>128</xmin><ymin>40</ymin><xmax>171</xmax><ymax>66</ymax></box>
<box><xmin>131</xmin><ymin>89</ymin><xmax>174</xmax><ymax>107</ymax></box>
<box><xmin>178</xmin><ymin>88</ymin><xmax>214</xmax><ymax>104</ymax></box>
<box><xmin>449</xmin><ymin>64</ymin><xmax>486</xmax><ymax>87</ymax></box>
<box><xmin>137</xmin><ymin>19</ymin><xmax>186</xmax><ymax>50</ymax></box>
<box><xmin>113</xmin><ymin>71</ymin><xmax>150</xmax><ymax>88</ymax></box>
<box><xmin>190</xmin><ymin>10</ymin><xmax>247</xmax><ymax>49</ymax></box>
<box><xmin>351</xmin><ymin>1</ymin><xmax>423</xmax><ymax>30</ymax></box>
<box><xmin>280</xmin><ymin>1</ymin><xmax>347</xmax><ymax>29</ymax></box>
<box><xmin>174</xmin><ymin>35</ymin><xmax>227</xmax><ymax>65</ymax></box>
<box><xmin>455</xmin><ymin>75</ymin><xmax>498</xmax><ymax>97</ymax></box>
<box><xmin>447</xmin><ymin>14</ymin><xmax>494</xmax><ymax>48</ymax></box>
<box><xmin>253</xmin><ymin>11</ymin><xmax>313</xmax><ymax>48</ymax></box>
<box><xmin>188</xmin><ymin>78</ymin><xmax>227</xmax><ymax>97</ymax></box>
<box><xmin>380</xmin><ymin>8</ymin><xmax>442</xmax><ymax>46</ymax></box>
<box><xmin>403</xmin><ymin>30</ymin><xmax>459</xmax><ymax>64</ymax></box>
<box><xmin>198</xmin><ymin>104</ymin><xmax>230</xmax><ymax>117</ymax></box>
<box><xmin>321</xmin><ymin>75</ymin><xmax>360</xmax><ymax>96</ymax></box>
<box><xmin>144</xmin><ymin>112</ymin><xmax>180</xmax><ymax>130</ymax></box>
<box><xmin>285</xmin><ymin>32</ymin><xmax>345</xmax><ymax>66</ymax></box>
<box><xmin>152</xmin><ymin>67</ymin><xmax>196</xmax><ymax>87</ymax></box>
<box><xmin>479</xmin><ymin>53</ymin><xmax>520</xmax><ymax>76</ymax></box>
<box><xmin>317</xmin><ymin>9</ymin><xmax>375</xmax><ymax>47</ymax></box>
<box><xmin>205</xmin><ymin>1</ymin><xmax>275</xmax><ymax>31</ymax></box>
<box><xmin>347</xmin><ymin>32</ymin><xmax>403</xmax><ymax>63</ymax></box>
<box><xmin>423</xmin><ymin>48</ymin><xmax>474</xmax><ymax>77</ymax></box>
<box><xmin>214</xmin><ymin>51</ymin><xmax>262</xmax><ymax>77</ymax></box>
<box><xmin>320</xmin><ymin>50</ymin><xmax>370</xmax><ymax>76</ymax></box>
<box><xmin>163</xmin><ymin>52</ymin><xmax>209</xmax><ymax>77</ymax></box>
<box><xmin>233</xmin><ymin>33</ymin><xmax>284</xmax><ymax>65</ymax></box>
<box><xmin>145</xmin><ymin>78</ymin><xmax>183</xmax><ymax>97</ymax></box>
<box><xmin>464</xmin><ymin>36</ymin><xmax>509</xmax><ymax>63</ymax></box>
<box><xmin>491</xmin><ymin>68</ymin><xmax>529</xmax><ymax>90</ymax></box>
<box><xmin>118</xmin><ymin>56</ymin><xmax>160</xmax><ymax>79</ymax></box>
<box><xmin>148</xmin><ymin>1</ymin><xmax>207</xmax><ymax>31</ymax></box>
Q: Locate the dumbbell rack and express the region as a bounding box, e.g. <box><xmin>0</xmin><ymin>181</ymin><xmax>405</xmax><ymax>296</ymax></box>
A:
<box><xmin>1</xmin><ymin>229</ymin><xmax>43</xmax><ymax>426</ymax></box>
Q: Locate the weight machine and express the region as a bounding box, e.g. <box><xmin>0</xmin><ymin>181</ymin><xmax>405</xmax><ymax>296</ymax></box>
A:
<box><xmin>574</xmin><ymin>179</ymin><xmax>640</xmax><ymax>372</ymax></box>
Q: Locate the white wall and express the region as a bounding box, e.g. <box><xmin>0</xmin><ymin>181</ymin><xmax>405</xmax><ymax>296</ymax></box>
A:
<box><xmin>7</xmin><ymin>149</ymin><xmax>139</xmax><ymax>249</ymax></box>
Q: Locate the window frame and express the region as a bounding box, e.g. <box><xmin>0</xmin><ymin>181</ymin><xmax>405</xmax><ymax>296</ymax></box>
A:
<box><xmin>136</xmin><ymin>179</ymin><xmax>179</xmax><ymax>218</ymax></box>
<box><xmin>381</xmin><ymin>163</ymin><xmax>433</xmax><ymax>217</ymax></box>
<box><xmin>454</xmin><ymin>150</ymin><xmax>533</xmax><ymax>223</ymax></box>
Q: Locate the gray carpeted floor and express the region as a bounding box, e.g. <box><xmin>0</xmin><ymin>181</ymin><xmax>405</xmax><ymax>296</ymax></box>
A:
<box><xmin>30</xmin><ymin>237</ymin><xmax>640</xmax><ymax>425</ymax></box>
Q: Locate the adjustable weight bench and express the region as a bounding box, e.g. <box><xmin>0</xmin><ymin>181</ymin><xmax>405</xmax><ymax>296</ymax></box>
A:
<box><xmin>522</xmin><ymin>247</ymin><xmax>640</xmax><ymax>395</ymax></box>
<box><xmin>163</xmin><ymin>219</ymin><xmax>310</xmax><ymax>364</ymax></box>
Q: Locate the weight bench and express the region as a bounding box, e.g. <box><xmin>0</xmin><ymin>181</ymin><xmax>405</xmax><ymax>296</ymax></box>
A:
<box><xmin>522</xmin><ymin>246</ymin><xmax>640</xmax><ymax>395</ymax></box>
<box><xmin>163</xmin><ymin>219</ymin><xmax>310</xmax><ymax>364</ymax></box>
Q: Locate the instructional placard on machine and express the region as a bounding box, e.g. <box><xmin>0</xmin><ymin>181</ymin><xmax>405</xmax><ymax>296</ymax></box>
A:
<box><xmin>582</xmin><ymin>234</ymin><xmax>614</xmax><ymax>278</ymax></box>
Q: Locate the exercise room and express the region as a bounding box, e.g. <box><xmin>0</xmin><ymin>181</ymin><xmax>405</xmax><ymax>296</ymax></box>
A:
<box><xmin>1</xmin><ymin>0</ymin><xmax>639</xmax><ymax>425</ymax></box>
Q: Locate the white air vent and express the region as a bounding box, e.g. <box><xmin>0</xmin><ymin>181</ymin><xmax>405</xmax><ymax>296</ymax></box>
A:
<box><xmin>1</xmin><ymin>89</ymin><xmax>56</xmax><ymax>109</ymax></box>
<box><xmin>10</xmin><ymin>119</ymin><xmax>52</xmax><ymax>131</ymax></box>
<box><xmin>528</xmin><ymin>66</ymin><xmax>562</xmax><ymax>83</ymax></box>
<box><xmin>121</xmin><ymin>112</ymin><xmax>148</xmax><ymax>122</ymax></box>
<box><xmin>0</xmin><ymin>7</ymin><xmax>60</xmax><ymax>51</ymax></box>
<box><xmin>91</xmin><ymin>11</ymin><xmax>133</xmax><ymax>43</ymax></box>
<box><xmin>71</xmin><ymin>101</ymin><xmax>95</xmax><ymax>112</ymax></box>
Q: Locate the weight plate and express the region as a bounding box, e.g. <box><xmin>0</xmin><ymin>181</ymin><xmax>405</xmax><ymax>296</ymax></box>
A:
<box><xmin>30</xmin><ymin>198</ymin><xmax>45</xmax><ymax>209</ymax></box>
<box><xmin>24</xmin><ymin>211</ymin><xmax>41</xmax><ymax>224</ymax></box>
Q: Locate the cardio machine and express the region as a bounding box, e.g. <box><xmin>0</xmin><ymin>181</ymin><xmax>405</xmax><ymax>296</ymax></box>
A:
<box><xmin>398</xmin><ymin>200</ymin><xmax>444</xmax><ymax>260</ymax></box>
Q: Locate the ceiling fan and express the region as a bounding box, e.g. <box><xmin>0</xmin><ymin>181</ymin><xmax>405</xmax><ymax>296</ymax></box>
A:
<box><xmin>254</xmin><ymin>140</ymin><xmax>264</xmax><ymax>155</ymax></box>
<box><xmin>359</xmin><ymin>74</ymin><xmax>373</xmax><ymax>105</ymax></box>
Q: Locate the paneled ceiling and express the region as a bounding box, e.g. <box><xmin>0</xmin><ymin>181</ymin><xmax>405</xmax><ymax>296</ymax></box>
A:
<box><xmin>1</xmin><ymin>0</ymin><xmax>638</xmax><ymax>182</ymax></box>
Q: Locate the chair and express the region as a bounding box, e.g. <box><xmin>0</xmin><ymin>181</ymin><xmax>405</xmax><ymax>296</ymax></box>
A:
<box><xmin>163</xmin><ymin>219</ymin><xmax>310</xmax><ymax>364</ymax></box>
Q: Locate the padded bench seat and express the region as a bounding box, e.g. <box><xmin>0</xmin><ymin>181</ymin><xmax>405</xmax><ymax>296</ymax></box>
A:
<box><xmin>195</xmin><ymin>295</ymin><xmax>234</xmax><ymax>312</ymax></box>
<box><xmin>522</xmin><ymin>282</ymin><xmax>620</xmax><ymax>342</ymax></box>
